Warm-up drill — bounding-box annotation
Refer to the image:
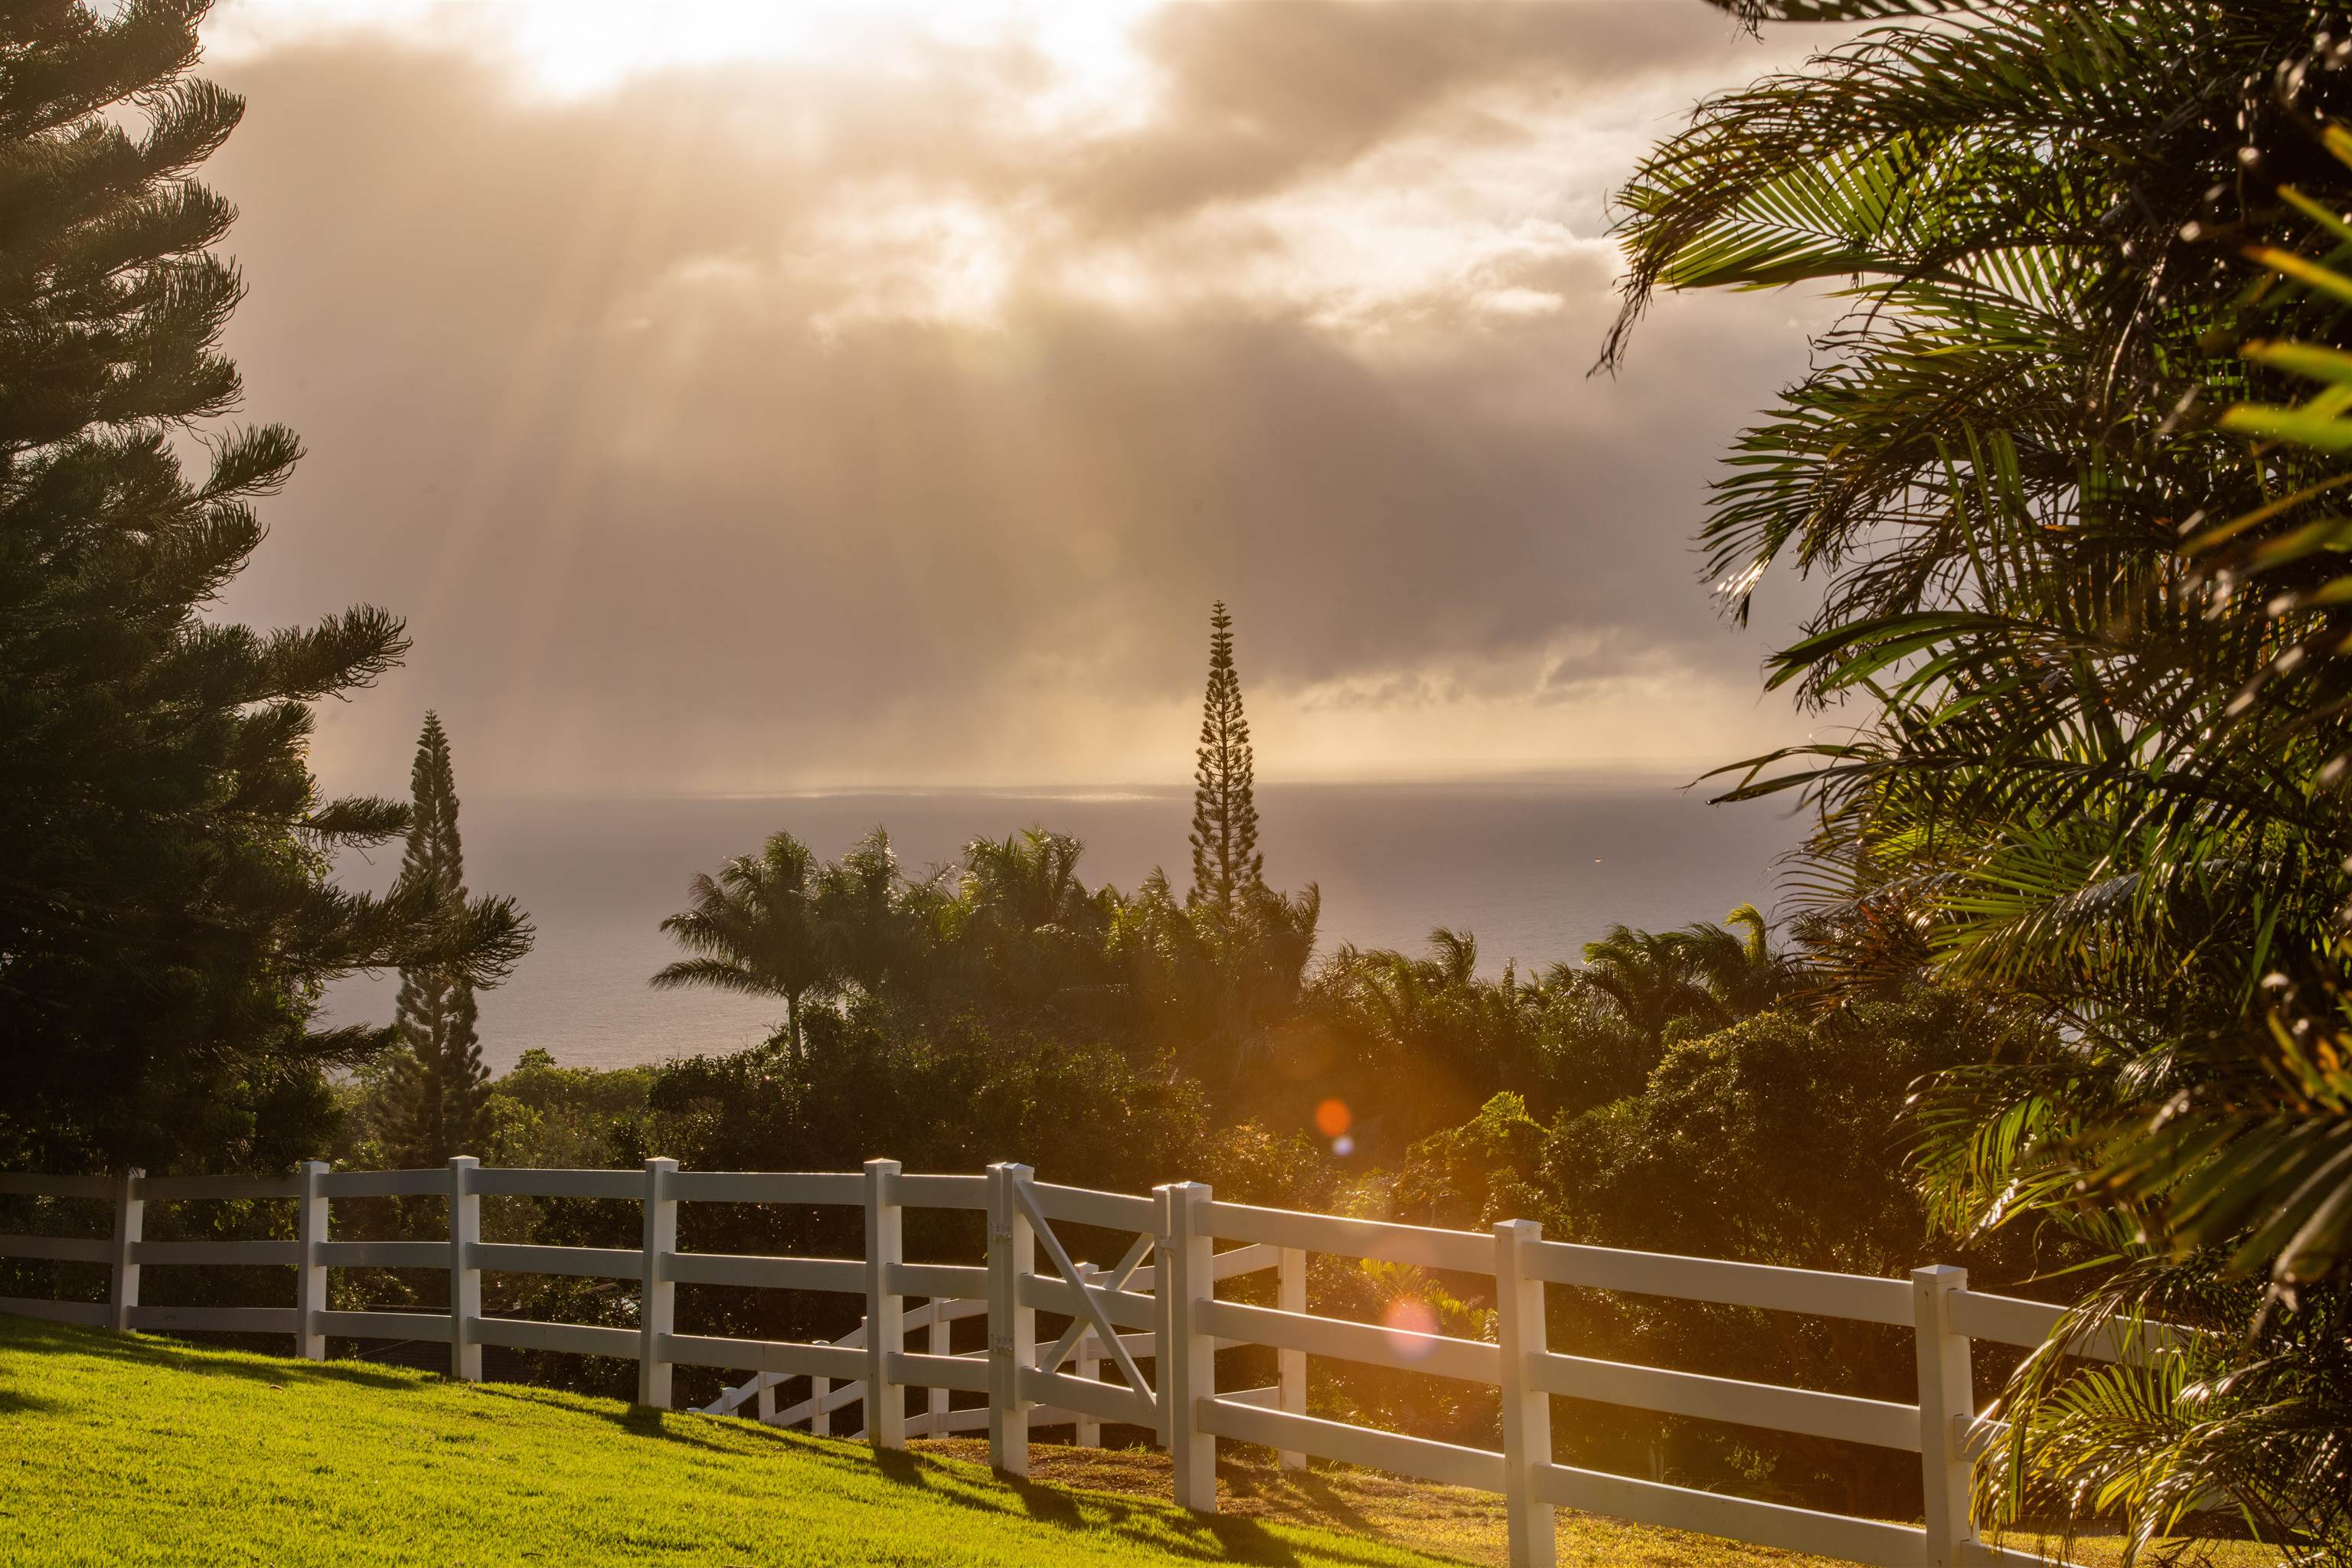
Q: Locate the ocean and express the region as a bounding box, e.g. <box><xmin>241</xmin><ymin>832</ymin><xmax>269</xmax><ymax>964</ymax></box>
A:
<box><xmin>321</xmin><ymin>774</ymin><xmax>1808</xmax><ymax>1073</ymax></box>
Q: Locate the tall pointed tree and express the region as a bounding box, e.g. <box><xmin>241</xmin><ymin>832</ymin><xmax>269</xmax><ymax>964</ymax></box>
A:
<box><xmin>384</xmin><ymin>714</ymin><xmax>489</xmax><ymax>1164</ymax></box>
<box><xmin>1187</xmin><ymin>602</ymin><xmax>1264</xmax><ymax>926</ymax></box>
<box><xmin>0</xmin><ymin>1</ymin><xmax>530</xmax><ymax>1174</ymax></box>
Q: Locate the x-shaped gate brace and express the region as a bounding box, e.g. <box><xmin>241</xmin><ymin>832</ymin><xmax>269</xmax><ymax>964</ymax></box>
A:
<box><xmin>1010</xmin><ymin>1178</ymin><xmax>1158</xmax><ymax>1419</ymax></box>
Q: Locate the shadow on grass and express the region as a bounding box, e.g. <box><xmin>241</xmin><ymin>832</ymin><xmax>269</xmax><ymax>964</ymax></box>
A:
<box><xmin>901</xmin><ymin>1451</ymin><xmax>1446</xmax><ymax>1567</ymax></box>
<box><xmin>0</xmin><ymin>1386</ymin><xmax>68</xmax><ymax>1417</ymax></box>
<box><xmin>485</xmin><ymin>1391</ymin><xmax>1412</xmax><ymax>1566</ymax></box>
<box><xmin>470</xmin><ymin>1384</ymin><xmax>795</xmax><ymax>1460</ymax></box>
<box><xmin>610</xmin><ymin>1410</ymin><xmax>1448</xmax><ymax>1566</ymax></box>
<box><xmin>2</xmin><ymin>1315</ymin><xmax>1452</xmax><ymax>1567</ymax></box>
<box><xmin>911</xmin><ymin>1440</ymin><xmax>1473</xmax><ymax>1567</ymax></box>
<box><xmin>2</xmin><ymin>1311</ymin><xmax>449</xmax><ymax>1396</ymax></box>
<box><xmin>1283</xmin><ymin>1473</ymin><xmax>1384</xmax><ymax>1540</ymax></box>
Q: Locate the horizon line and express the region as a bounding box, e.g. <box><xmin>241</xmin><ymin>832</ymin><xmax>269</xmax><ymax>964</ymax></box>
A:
<box><xmin>452</xmin><ymin>760</ymin><xmax>1748</xmax><ymax>804</ymax></box>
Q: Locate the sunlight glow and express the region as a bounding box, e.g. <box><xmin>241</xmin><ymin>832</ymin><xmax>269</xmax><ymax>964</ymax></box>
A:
<box><xmin>197</xmin><ymin>0</ymin><xmax>1826</xmax><ymax>793</ymax></box>
<box><xmin>808</xmin><ymin>192</ymin><xmax>1022</xmax><ymax>334</ymax></box>
<box><xmin>207</xmin><ymin>0</ymin><xmax>1162</xmax><ymax>102</ymax></box>
<box><xmin>1380</xmin><ymin>1295</ymin><xmax>1439</xmax><ymax>1358</ymax></box>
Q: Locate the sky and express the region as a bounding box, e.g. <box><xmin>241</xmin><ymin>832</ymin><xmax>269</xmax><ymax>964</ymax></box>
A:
<box><xmin>196</xmin><ymin>0</ymin><xmax>1844</xmax><ymax>795</ymax></box>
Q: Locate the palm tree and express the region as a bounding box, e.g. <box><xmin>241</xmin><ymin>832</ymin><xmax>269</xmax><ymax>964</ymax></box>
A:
<box><xmin>652</xmin><ymin>832</ymin><xmax>836</xmax><ymax>1057</ymax></box>
<box><xmin>1605</xmin><ymin>2</ymin><xmax>2352</xmax><ymax>1549</ymax></box>
<box><xmin>1425</xmin><ymin>926</ymin><xmax>1478</xmax><ymax>991</ymax></box>
<box><xmin>956</xmin><ymin>828</ymin><xmax>1097</xmax><ymax>936</ymax></box>
<box><xmin>1570</xmin><ymin>924</ymin><xmax>1722</xmax><ymax>1054</ymax></box>
<box><xmin>815</xmin><ymin>828</ymin><xmax>919</xmax><ymax>998</ymax></box>
<box><xmin>1305</xmin><ymin>928</ymin><xmax>1550</xmax><ymax>1142</ymax></box>
<box><xmin>1677</xmin><ymin>904</ymin><xmax>1794</xmax><ymax>1021</ymax></box>
<box><xmin>939</xmin><ymin>828</ymin><xmax>1117</xmax><ymax>1025</ymax></box>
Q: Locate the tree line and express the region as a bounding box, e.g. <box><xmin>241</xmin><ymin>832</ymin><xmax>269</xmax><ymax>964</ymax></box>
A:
<box><xmin>315</xmin><ymin>599</ymin><xmax>2019</xmax><ymax>1519</ymax></box>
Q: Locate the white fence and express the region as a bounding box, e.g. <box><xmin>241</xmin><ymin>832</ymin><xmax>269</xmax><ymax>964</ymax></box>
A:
<box><xmin>0</xmin><ymin>1159</ymin><xmax>2124</xmax><ymax>1568</ymax></box>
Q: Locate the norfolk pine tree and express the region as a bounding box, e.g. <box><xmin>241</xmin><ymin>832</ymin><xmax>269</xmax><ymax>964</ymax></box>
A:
<box><xmin>384</xmin><ymin>714</ymin><xmax>492</xmax><ymax>1165</ymax></box>
<box><xmin>0</xmin><ymin>2</ymin><xmax>529</xmax><ymax>1173</ymax></box>
<box><xmin>1185</xmin><ymin>601</ymin><xmax>1321</xmax><ymax>1091</ymax></box>
<box><xmin>1187</xmin><ymin>602</ymin><xmax>1264</xmax><ymax>927</ymax></box>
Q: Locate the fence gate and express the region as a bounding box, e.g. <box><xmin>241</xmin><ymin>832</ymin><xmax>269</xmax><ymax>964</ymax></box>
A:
<box><xmin>988</xmin><ymin>1161</ymin><xmax>1161</xmax><ymax>1476</ymax></box>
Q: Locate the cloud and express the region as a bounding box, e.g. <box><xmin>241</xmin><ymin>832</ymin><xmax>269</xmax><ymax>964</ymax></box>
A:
<box><xmin>1057</xmin><ymin>3</ymin><xmax>1727</xmax><ymax>223</ymax></box>
<box><xmin>201</xmin><ymin>5</ymin><xmax>1828</xmax><ymax>794</ymax></box>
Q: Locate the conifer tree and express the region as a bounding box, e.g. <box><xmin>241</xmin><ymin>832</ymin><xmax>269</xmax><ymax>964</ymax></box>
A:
<box><xmin>384</xmin><ymin>714</ymin><xmax>489</xmax><ymax>1165</ymax></box>
<box><xmin>0</xmin><ymin>2</ymin><xmax>529</xmax><ymax>1173</ymax></box>
<box><xmin>1187</xmin><ymin>602</ymin><xmax>1265</xmax><ymax>926</ymax></box>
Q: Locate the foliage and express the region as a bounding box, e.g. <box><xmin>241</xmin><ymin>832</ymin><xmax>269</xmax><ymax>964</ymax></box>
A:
<box><xmin>1574</xmin><ymin>906</ymin><xmax>1795</xmax><ymax>1052</ymax></box>
<box><xmin>0</xmin><ymin>0</ymin><xmax>528</xmax><ymax>1176</ymax></box>
<box><xmin>1604</xmin><ymin>0</ymin><xmax>2352</xmax><ymax>1550</ymax></box>
<box><xmin>479</xmin><ymin>1049</ymin><xmax>656</xmax><ymax>1171</ymax></box>
<box><xmin>652</xmin><ymin>821</ymin><xmax>1321</xmax><ymax>1123</ymax></box>
<box><xmin>1381</xmin><ymin>994</ymin><xmax>2044</xmax><ymax>1517</ymax></box>
<box><xmin>333</xmin><ymin>1047</ymin><xmax>652</xmax><ymax>1176</ymax></box>
<box><xmin>1543</xmin><ymin>993</ymin><xmax>2047</xmax><ymax>1522</ymax></box>
<box><xmin>1294</xmin><ymin>910</ymin><xmax>1795</xmax><ymax>1163</ymax></box>
<box><xmin>1297</xmin><ymin>932</ymin><xmax>1555</xmax><ymax>1158</ymax></box>
<box><xmin>634</xmin><ymin>1020</ymin><xmax>1214</xmax><ymax>1205</ymax></box>
<box><xmin>1975</xmin><ymin>87</ymin><xmax>2352</xmax><ymax>1564</ymax></box>
<box><xmin>1549</xmin><ymin>995</ymin><xmax>2010</xmax><ymax>1276</ymax></box>
<box><xmin>2157</xmin><ymin>113</ymin><xmax>2352</xmax><ymax>1300</ymax></box>
<box><xmin>1393</xmin><ymin>1090</ymin><xmax>1547</xmax><ymax>1233</ymax></box>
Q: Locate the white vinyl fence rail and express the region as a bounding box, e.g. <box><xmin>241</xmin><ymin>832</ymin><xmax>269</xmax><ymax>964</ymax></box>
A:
<box><xmin>0</xmin><ymin>1159</ymin><xmax>2129</xmax><ymax>1568</ymax></box>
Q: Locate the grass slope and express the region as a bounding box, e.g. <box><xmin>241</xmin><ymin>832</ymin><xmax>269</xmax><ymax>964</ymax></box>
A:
<box><xmin>0</xmin><ymin>1315</ymin><xmax>2269</xmax><ymax>1568</ymax></box>
<box><xmin>906</xmin><ymin>1442</ymin><xmax>2274</xmax><ymax>1568</ymax></box>
<box><xmin>0</xmin><ymin>1315</ymin><xmax>1446</xmax><ymax>1568</ymax></box>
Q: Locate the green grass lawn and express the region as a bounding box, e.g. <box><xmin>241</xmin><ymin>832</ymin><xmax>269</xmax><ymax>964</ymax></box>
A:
<box><xmin>0</xmin><ymin>1313</ymin><xmax>1452</xmax><ymax>1567</ymax></box>
<box><xmin>0</xmin><ymin>1313</ymin><xmax>2274</xmax><ymax>1568</ymax></box>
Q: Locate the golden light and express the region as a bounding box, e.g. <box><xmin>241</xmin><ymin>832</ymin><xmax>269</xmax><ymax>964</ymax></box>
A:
<box><xmin>207</xmin><ymin>0</ymin><xmax>1165</xmax><ymax>102</ymax></box>
<box><xmin>1380</xmin><ymin>1295</ymin><xmax>1439</xmax><ymax>1359</ymax></box>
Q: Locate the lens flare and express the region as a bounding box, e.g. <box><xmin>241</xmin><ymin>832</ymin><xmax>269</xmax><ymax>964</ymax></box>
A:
<box><xmin>1314</xmin><ymin>1098</ymin><xmax>1352</xmax><ymax>1138</ymax></box>
<box><xmin>1331</xmin><ymin>1135</ymin><xmax>1354</xmax><ymax>1157</ymax></box>
<box><xmin>1381</xmin><ymin>1295</ymin><xmax>1439</xmax><ymax>1358</ymax></box>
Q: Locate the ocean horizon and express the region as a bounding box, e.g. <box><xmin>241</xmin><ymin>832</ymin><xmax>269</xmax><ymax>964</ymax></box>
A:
<box><xmin>322</xmin><ymin>771</ymin><xmax>1809</xmax><ymax>1073</ymax></box>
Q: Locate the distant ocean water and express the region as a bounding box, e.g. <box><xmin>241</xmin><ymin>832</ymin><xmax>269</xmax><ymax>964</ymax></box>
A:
<box><xmin>322</xmin><ymin>774</ymin><xmax>1808</xmax><ymax>1074</ymax></box>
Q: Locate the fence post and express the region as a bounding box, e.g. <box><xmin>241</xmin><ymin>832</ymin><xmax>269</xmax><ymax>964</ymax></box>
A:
<box><xmin>864</xmin><ymin>1158</ymin><xmax>906</xmax><ymax>1449</ymax></box>
<box><xmin>1278</xmin><ymin>1246</ymin><xmax>1307</xmax><ymax>1471</ymax></box>
<box><xmin>929</xmin><ymin>1309</ymin><xmax>950</xmax><ymax>1433</ymax></box>
<box><xmin>986</xmin><ymin>1162</ymin><xmax>1035</xmax><ymax>1477</ymax></box>
<box><xmin>1153</xmin><ymin>1211</ymin><xmax>1173</xmax><ymax>1449</ymax></box>
<box><xmin>1913</xmin><ymin>1265</ymin><xmax>1976</xmax><ymax>1567</ymax></box>
<box><xmin>639</xmin><ymin>1156</ymin><xmax>678</xmax><ymax>1408</ymax></box>
<box><xmin>449</xmin><ymin>1156</ymin><xmax>482</xmax><ymax>1381</ymax></box>
<box><xmin>756</xmin><ymin>1376</ymin><xmax>775</xmax><ymax>1423</ymax></box>
<box><xmin>1072</xmin><ymin>1261</ymin><xmax>1102</xmax><ymax>1448</ymax></box>
<box><xmin>1495</xmin><ymin>1219</ymin><xmax>1556</xmax><ymax>1568</ymax></box>
<box><xmin>1163</xmin><ymin>1179</ymin><xmax>1216</xmax><ymax>1514</ymax></box>
<box><xmin>812</xmin><ymin>1375</ymin><xmax>831</xmax><ymax>1437</ymax></box>
<box><xmin>106</xmin><ymin>1168</ymin><xmax>144</xmax><ymax>1333</ymax></box>
<box><xmin>295</xmin><ymin>1160</ymin><xmax>328</xmax><ymax>1360</ymax></box>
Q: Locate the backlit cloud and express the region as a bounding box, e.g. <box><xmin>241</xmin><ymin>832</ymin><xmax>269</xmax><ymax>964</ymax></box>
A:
<box><xmin>200</xmin><ymin>1</ymin><xmax>1835</xmax><ymax>793</ymax></box>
